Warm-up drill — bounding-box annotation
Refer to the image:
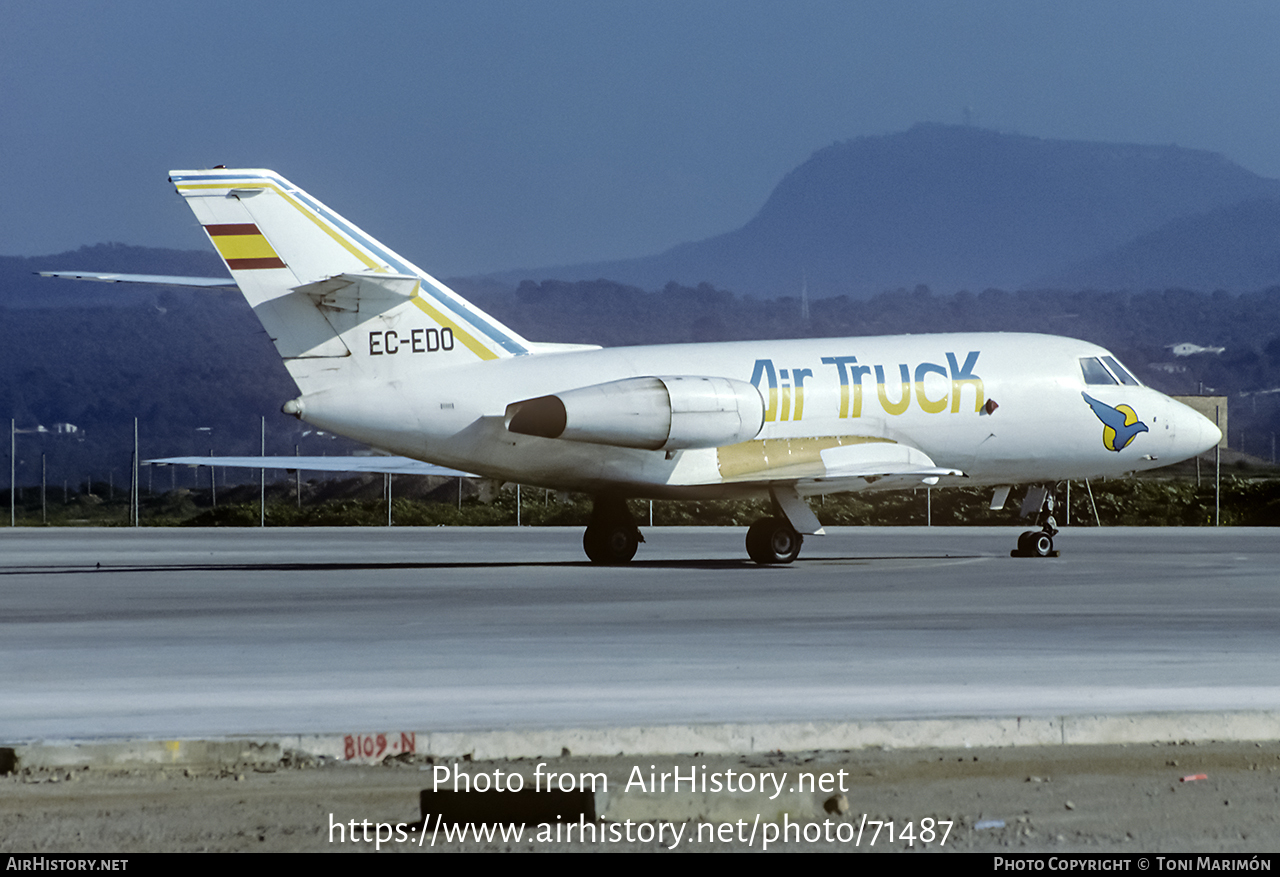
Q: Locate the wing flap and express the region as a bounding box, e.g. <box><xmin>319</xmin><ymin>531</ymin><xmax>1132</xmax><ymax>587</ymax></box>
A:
<box><xmin>798</xmin><ymin>466</ymin><xmax>965</xmax><ymax>494</ymax></box>
<box><xmin>806</xmin><ymin>442</ymin><xmax>964</xmax><ymax>490</ymax></box>
<box><xmin>816</xmin><ymin>441</ymin><xmax>961</xmax><ymax>479</ymax></box>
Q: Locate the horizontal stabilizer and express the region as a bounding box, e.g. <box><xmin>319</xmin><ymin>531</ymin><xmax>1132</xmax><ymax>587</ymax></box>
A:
<box><xmin>292</xmin><ymin>272</ymin><xmax>420</xmax><ymax>314</ymax></box>
<box><xmin>523</xmin><ymin>341</ymin><xmax>604</xmax><ymax>354</ymax></box>
<box><xmin>147</xmin><ymin>456</ymin><xmax>473</xmax><ymax>477</ymax></box>
<box><xmin>37</xmin><ymin>271</ymin><xmax>236</xmax><ymax>289</ymax></box>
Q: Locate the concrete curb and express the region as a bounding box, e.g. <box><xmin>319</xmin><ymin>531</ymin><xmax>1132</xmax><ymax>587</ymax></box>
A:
<box><xmin>8</xmin><ymin>710</ymin><xmax>1280</xmax><ymax>770</ymax></box>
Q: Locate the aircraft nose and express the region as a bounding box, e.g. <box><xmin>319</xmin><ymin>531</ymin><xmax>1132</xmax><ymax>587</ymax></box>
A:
<box><xmin>1199</xmin><ymin>416</ymin><xmax>1224</xmax><ymax>453</ymax></box>
<box><xmin>1174</xmin><ymin>401</ymin><xmax>1223</xmax><ymax>458</ymax></box>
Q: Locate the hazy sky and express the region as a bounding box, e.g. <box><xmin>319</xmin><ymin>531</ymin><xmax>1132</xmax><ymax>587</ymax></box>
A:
<box><xmin>4</xmin><ymin>1</ymin><xmax>1280</xmax><ymax>276</ymax></box>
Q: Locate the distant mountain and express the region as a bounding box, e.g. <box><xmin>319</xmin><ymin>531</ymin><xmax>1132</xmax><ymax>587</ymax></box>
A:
<box><xmin>1039</xmin><ymin>198</ymin><xmax>1280</xmax><ymax>292</ymax></box>
<box><xmin>484</xmin><ymin>124</ymin><xmax>1280</xmax><ymax>297</ymax></box>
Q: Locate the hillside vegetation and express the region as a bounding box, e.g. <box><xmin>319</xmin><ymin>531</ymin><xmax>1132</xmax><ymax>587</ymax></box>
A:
<box><xmin>8</xmin><ymin>471</ymin><xmax>1277</xmax><ymax>528</ymax></box>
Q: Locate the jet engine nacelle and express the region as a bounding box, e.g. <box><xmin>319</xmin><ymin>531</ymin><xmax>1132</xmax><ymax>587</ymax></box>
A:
<box><xmin>504</xmin><ymin>375</ymin><xmax>766</xmax><ymax>451</ymax></box>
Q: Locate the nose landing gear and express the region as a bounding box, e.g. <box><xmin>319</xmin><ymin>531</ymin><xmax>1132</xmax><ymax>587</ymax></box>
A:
<box><xmin>1014</xmin><ymin>529</ymin><xmax>1056</xmax><ymax>557</ymax></box>
<box><xmin>1012</xmin><ymin>484</ymin><xmax>1061</xmax><ymax>557</ymax></box>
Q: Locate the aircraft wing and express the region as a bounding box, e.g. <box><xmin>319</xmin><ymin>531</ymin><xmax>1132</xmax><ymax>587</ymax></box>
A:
<box><xmin>807</xmin><ymin>440</ymin><xmax>964</xmax><ymax>488</ymax></box>
<box><xmin>713</xmin><ymin>437</ymin><xmax>964</xmax><ymax>490</ymax></box>
<box><xmin>37</xmin><ymin>271</ymin><xmax>237</xmax><ymax>289</ymax></box>
<box><xmin>798</xmin><ymin>464</ymin><xmax>965</xmax><ymax>494</ymax></box>
<box><xmin>146</xmin><ymin>456</ymin><xmax>473</xmax><ymax>477</ymax></box>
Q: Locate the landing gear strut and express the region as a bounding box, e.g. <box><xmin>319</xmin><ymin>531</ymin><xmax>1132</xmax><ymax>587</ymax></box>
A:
<box><xmin>745</xmin><ymin>516</ymin><xmax>803</xmax><ymax>564</ymax></box>
<box><xmin>583</xmin><ymin>496</ymin><xmax>644</xmax><ymax>564</ymax></box>
<box><xmin>1011</xmin><ymin>484</ymin><xmax>1060</xmax><ymax>557</ymax></box>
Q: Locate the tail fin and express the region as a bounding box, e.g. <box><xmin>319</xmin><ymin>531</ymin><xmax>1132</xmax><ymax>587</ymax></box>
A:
<box><xmin>169</xmin><ymin>169</ymin><xmax>529</xmax><ymax>394</ymax></box>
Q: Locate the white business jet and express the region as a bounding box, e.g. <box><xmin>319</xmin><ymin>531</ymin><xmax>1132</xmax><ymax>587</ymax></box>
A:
<box><xmin>43</xmin><ymin>169</ymin><xmax>1222</xmax><ymax>563</ymax></box>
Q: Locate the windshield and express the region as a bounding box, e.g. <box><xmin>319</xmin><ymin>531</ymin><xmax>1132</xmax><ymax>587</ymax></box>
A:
<box><xmin>1079</xmin><ymin>355</ymin><xmax>1142</xmax><ymax>387</ymax></box>
<box><xmin>1079</xmin><ymin>357</ymin><xmax>1117</xmax><ymax>385</ymax></box>
<box><xmin>1102</xmin><ymin>356</ymin><xmax>1140</xmax><ymax>386</ymax></box>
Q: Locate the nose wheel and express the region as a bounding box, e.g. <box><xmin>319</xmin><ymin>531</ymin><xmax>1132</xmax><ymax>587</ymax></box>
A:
<box><xmin>1011</xmin><ymin>485</ymin><xmax>1061</xmax><ymax>557</ymax></box>
<box><xmin>1014</xmin><ymin>529</ymin><xmax>1056</xmax><ymax>557</ymax></box>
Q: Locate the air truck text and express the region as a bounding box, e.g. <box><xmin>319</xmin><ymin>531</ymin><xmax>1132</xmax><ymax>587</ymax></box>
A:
<box><xmin>750</xmin><ymin>351</ymin><xmax>984</xmax><ymax>422</ymax></box>
<box><xmin>431</xmin><ymin>762</ymin><xmax>849</xmax><ymax>797</ymax></box>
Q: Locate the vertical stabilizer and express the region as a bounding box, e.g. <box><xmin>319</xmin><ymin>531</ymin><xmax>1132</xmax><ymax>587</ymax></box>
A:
<box><xmin>168</xmin><ymin>169</ymin><xmax>528</xmax><ymax>394</ymax></box>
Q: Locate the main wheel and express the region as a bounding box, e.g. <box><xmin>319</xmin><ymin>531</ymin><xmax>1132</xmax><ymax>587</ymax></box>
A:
<box><xmin>583</xmin><ymin>523</ymin><xmax>639</xmax><ymax>564</ymax></box>
<box><xmin>746</xmin><ymin>517</ymin><xmax>803</xmax><ymax>565</ymax></box>
<box><xmin>1030</xmin><ymin>531</ymin><xmax>1054</xmax><ymax>557</ymax></box>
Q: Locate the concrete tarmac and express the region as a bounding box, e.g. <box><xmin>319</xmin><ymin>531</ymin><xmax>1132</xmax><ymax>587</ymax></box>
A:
<box><xmin>2</xmin><ymin>526</ymin><xmax>1278</xmax><ymax>742</ymax></box>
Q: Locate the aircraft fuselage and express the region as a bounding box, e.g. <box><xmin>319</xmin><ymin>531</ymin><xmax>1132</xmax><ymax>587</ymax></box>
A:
<box><xmin>291</xmin><ymin>331</ymin><xmax>1217</xmax><ymax>499</ymax></box>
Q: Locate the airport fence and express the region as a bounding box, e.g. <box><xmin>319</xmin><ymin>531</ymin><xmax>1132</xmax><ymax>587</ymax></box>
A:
<box><xmin>4</xmin><ymin>466</ymin><xmax>1280</xmax><ymax>528</ymax></box>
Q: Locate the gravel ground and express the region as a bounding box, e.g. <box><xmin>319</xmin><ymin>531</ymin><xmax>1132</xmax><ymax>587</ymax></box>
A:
<box><xmin>3</xmin><ymin>740</ymin><xmax>1279</xmax><ymax>853</ymax></box>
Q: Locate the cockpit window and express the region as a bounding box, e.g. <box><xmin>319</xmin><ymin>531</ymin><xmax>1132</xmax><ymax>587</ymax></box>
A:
<box><xmin>1102</xmin><ymin>355</ymin><xmax>1140</xmax><ymax>386</ymax></box>
<box><xmin>1079</xmin><ymin>357</ymin><xmax>1117</xmax><ymax>385</ymax></box>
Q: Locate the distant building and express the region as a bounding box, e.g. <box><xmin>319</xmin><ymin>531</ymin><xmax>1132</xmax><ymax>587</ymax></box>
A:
<box><xmin>1168</xmin><ymin>343</ymin><xmax>1225</xmax><ymax>357</ymax></box>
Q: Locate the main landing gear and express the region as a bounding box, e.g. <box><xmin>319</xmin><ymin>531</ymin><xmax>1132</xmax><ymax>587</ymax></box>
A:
<box><xmin>745</xmin><ymin>517</ymin><xmax>803</xmax><ymax>565</ymax></box>
<box><xmin>744</xmin><ymin>486</ymin><xmax>818</xmax><ymax>565</ymax></box>
<box><xmin>582</xmin><ymin>496</ymin><xmax>644</xmax><ymax>564</ymax></box>
<box><xmin>1011</xmin><ymin>484</ymin><xmax>1060</xmax><ymax>558</ymax></box>
<box><xmin>581</xmin><ymin>491</ymin><xmax>813</xmax><ymax>565</ymax></box>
